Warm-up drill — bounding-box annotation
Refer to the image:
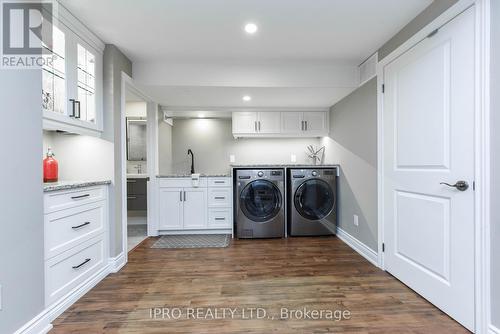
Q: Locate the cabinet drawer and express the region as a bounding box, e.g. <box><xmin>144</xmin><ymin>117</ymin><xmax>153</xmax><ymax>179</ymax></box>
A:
<box><xmin>208</xmin><ymin>188</ymin><xmax>231</xmax><ymax>207</ymax></box>
<box><xmin>45</xmin><ymin>235</ymin><xmax>106</xmax><ymax>307</ymax></box>
<box><xmin>45</xmin><ymin>201</ymin><xmax>105</xmax><ymax>259</ymax></box>
<box><xmin>127</xmin><ymin>178</ymin><xmax>147</xmax><ymax>195</ymax></box>
<box><xmin>44</xmin><ymin>186</ymin><xmax>106</xmax><ymax>213</ymax></box>
<box><xmin>208</xmin><ymin>177</ymin><xmax>231</xmax><ymax>187</ymax></box>
<box><xmin>127</xmin><ymin>194</ymin><xmax>147</xmax><ymax>211</ymax></box>
<box><xmin>159</xmin><ymin>178</ymin><xmax>207</xmax><ymax>188</ymax></box>
<box><xmin>208</xmin><ymin>208</ymin><xmax>232</xmax><ymax>228</ymax></box>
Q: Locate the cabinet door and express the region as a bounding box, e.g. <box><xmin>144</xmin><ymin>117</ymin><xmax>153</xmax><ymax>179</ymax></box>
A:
<box><xmin>158</xmin><ymin>188</ymin><xmax>183</xmax><ymax>229</ymax></box>
<box><xmin>281</xmin><ymin>112</ymin><xmax>303</xmax><ymax>134</ymax></box>
<box><xmin>183</xmin><ymin>188</ymin><xmax>207</xmax><ymax>229</ymax></box>
<box><xmin>303</xmin><ymin>112</ymin><xmax>328</xmax><ymax>135</ymax></box>
<box><xmin>257</xmin><ymin>112</ymin><xmax>281</xmax><ymax>134</ymax></box>
<box><xmin>232</xmin><ymin>112</ymin><xmax>257</xmax><ymax>134</ymax></box>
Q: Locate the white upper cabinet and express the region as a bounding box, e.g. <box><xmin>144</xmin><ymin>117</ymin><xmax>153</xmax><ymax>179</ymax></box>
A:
<box><xmin>281</xmin><ymin>112</ymin><xmax>303</xmax><ymax>134</ymax></box>
<box><xmin>233</xmin><ymin>111</ymin><xmax>329</xmax><ymax>138</ymax></box>
<box><xmin>257</xmin><ymin>112</ymin><xmax>281</xmax><ymax>134</ymax></box>
<box><xmin>232</xmin><ymin>112</ymin><xmax>258</xmax><ymax>134</ymax></box>
<box><xmin>42</xmin><ymin>7</ymin><xmax>104</xmax><ymax>136</ymax></box>
<box><xmin>232</xmin><ymin>112</ymin><xmax>281</xmax><ymax>135</ymax></box>
<box><xmin>303</xmin><ymin>111</ymin><xmax>328</xmax><ymax>135</ymax></box>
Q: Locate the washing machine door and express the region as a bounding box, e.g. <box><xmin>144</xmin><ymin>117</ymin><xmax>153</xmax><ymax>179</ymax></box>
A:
<box><xmin>294</xmin><ymin>179</ymin><xmax>335</xmax><ymax>220</ymax></box>
<box><xmin>240</xmin><ymin>180</ymin><xmax>282</xmax><ymax>222</ymax></box>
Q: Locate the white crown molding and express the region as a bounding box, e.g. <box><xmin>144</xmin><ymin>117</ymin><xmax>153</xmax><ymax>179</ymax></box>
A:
<box><xmin>53</xmin><ymin>1</ymin><xmax>105</xmax><ymax>52</ymax></box>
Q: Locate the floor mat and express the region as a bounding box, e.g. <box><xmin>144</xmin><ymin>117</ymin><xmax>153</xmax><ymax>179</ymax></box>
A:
<box><xmin>151</xmin><ymin>234</ymin><xmax>231</xmax><ymax>249</ymax></box>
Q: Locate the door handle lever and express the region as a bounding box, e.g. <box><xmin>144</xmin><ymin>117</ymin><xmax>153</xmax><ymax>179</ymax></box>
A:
<box><xmin>440</xmin><ymin>181</ymin><xmax>469</xmax><ymax>191</ymax></box>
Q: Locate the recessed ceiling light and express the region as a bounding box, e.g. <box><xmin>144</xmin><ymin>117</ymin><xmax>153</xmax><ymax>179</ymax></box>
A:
<box><xmin>244</xmin><ymin>23</ymin><xmax>258</xmax><ymax>34</ymax></box>
<box><xmin>242</xmin><ymin>95</ymin><xmax>252</xmax><ymax>102</ymax></box>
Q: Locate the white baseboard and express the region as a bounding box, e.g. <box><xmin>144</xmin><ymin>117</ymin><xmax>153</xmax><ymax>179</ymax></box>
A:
<box><xmin>336</xmin><ymin>227</ymin><xmax>379</xmax><ymax>267</ymax></box>
<box><xmin>490</xmin><ymin>324</ymin><xmax>500</xmax><ymax>334</ymax></box>
<box><xmin>14</xmin><ymin>259</ymin><xmax>121</xmax><ymax>334</ymax></box>
<box><xmin>13</xmin><ymin>312</ymin><xmax>52</xmax><ymax>334</ymax></box>
<box><xmin>108</xmin><ymin>252</ymin><xmax>126</xmax><ymax>273</ymax></box>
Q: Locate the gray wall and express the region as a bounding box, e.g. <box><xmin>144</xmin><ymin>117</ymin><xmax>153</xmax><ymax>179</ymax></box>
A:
<box><xmin>0</xmin><ymin>71</ymin><xmax>45</xmax><ymax>332</ymax></box>
<box><xmin>321</xmin><ymin>0</ymin><xmax>459</xmax><ymax>252</ymax></box>
<box><xmin>158</xmin><ymin>115</ymin><xmax>173</xmax><ymax>174</ymax></box>
<box><xmin>321</xmin><ymin>78</ymin><xmax>378</xmax><ymax>250</ymax></box>
<box><xmin>490</xmin><ymin>0</ymin><xmax>500</xmax><ymax>328</ymax></box>
<box><xmin>165</xmin><ymin>119</ymin><xmax>320</xmax><ymax>175</ymax></box>
<box><xmin>103</xmin><ymin>45</ymin><xmax>133</xmax><ymax>257</ymax></box>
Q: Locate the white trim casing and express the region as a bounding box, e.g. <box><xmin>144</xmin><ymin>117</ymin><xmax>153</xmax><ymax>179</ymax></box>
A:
<box><xmin>336</xmin><ymin>227</ymin><xmax>378</xmax><ymax>267</ymax></box>
<box><xmin>108</xmin><ymin>252</ymin><xmax>126</xmax><ymax>273</ymax></box>
<box><xmin>376</xmin><ymin>1</ymin><xmax>491</xmax><ymax>333</ymax></box>
<box><xmin>490</xmin><ymin>325</ymin><xmax>500</xmax><ymax>334</ymax></box>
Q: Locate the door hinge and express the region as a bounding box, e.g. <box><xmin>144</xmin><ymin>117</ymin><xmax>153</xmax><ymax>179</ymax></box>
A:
<box><xmin>382</xmin><ymin>243</ymin><xmax>385</xmax><ymax>252</ymax></box>
<box><xmin>382</xmin><ymin>84</ymin><xmax>385</xmax><ymax>93</ymax></box>
<box><xmin>427</xmin><ymin>29</ymin><xmax>439</xmax><ymax>38</ymax></box>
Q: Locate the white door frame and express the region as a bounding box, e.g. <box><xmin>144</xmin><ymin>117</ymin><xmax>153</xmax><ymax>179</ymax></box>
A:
<box><xmin>120</xmin><ymin>72</ymin><xmax>159</xmax><ymax>266</ymax></box>
<box><xmin>376</xmin><ymin>0</ymin><xmax>491</xmax><ymax>333</ymax></box>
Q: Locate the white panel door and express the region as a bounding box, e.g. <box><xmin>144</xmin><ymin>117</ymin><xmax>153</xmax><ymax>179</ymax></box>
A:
<box><xmin>257</xmin><ymin>112</ymin><xmax>281</xmax><ymax>134</ymax></box>
<box><xmin>303</xmin><ymin>112</ymin><xmax>327</xmax><ymax>135</ymax></box>
<box><xmin>383</xmin><ymin>8</ymin><xmax>474</xmax><ymax>330</ymax></box>
<box><xmin>281</xmin><ymin>112</ymin><xmax>303</xmax><ymax>134</ymax></box>
<box><xmin>158</xmin><ymin>188</ymin><xmax>183</xmax><ymax>229</ymax></box>
<box><xmin>232</xmin><ymin>112</ymin><xmax>257</xmax><ymax>134</ymax></box>
<box><xmin>183</xmin><ymin>188</ymin><xmax>207</xmax><ymax>229</ymax></box>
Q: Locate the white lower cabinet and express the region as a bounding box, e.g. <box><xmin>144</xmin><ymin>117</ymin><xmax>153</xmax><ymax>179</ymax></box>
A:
<box><xmin>158</xmin><ymin>177</ymin><xmax>232</xmax><ymax>233</ymax></box>
<box><xmin>159</xmin><ymin>188</ymin><xmax>184</xmax><ymax>229</ymax></box>
<box><xmin>43</xmin><ymin>185</ymin><xmax>109</xmax><ymax>308</ymax></box>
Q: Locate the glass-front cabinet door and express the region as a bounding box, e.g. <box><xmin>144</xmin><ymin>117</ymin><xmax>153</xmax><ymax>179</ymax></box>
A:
<box><xmin>42</xmin><ymin>12</ymin><xmax>103</xmax><ymax>135</ymax></box>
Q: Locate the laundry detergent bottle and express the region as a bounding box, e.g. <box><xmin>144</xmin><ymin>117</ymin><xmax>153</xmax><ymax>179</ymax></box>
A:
<box><xmin>43</xmin><ymin>147</ymin><xmax>58</xmax><ymax>183</ymax></box>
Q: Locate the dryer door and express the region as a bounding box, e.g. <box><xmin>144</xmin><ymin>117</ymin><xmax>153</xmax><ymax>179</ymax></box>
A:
<box><xmin>294</xmin><ymin>179</ymin><xmax>335</xmax><ymax>220</ymax></box>
<box><xmin>240</xmin><ymin>180</ymin><xmax>282</xmax><ymax>222</ymax></box>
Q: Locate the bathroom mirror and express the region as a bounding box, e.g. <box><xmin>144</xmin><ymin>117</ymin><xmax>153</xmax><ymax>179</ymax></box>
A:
<box><xmin>126</xmin><ymin>117</ymin><xmax>147</xmax><ymax>161</ymax></box>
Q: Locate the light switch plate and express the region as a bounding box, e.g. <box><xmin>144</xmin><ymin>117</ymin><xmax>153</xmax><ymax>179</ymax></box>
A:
<box><xmin>353</xmin><ymin>214</ymin><xmax>359</xmax><ymax>227</ymax></box>
<box><xmin>290</xmin><ymin>154</ymin><xmax>297</xmax><ymax>163</ymax></box>
<box><xmin>229</xmin><ymin>155</ymin><xmax>235</xmax><ymax>163</ymax></box>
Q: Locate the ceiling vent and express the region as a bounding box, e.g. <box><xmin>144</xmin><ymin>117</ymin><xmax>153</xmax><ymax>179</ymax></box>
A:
<box><xmin>358</xmin><ymin>52</ymin><xmax>378</xmax><ymax>86</ymax></box>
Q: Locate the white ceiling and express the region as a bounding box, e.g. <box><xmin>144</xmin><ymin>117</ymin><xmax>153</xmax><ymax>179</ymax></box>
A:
<box><xmin>59</xmin><ymin>0</ymin><xmax>431</xmax><ymax>63</ymax></box>
<box><xmin>59</xmin><ymin>0</ymin><xmax>432</xmax><ymax>111</ymax></box>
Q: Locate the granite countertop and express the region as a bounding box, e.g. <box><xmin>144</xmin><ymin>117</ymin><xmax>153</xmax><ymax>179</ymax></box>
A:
<box><xmin>156</xmin><ymin>173</ymin><xmax>231</xmax><ymax>178</ymax></box>
<box><xmin>43</xmin><ymin>180</ymin><xmax>112</xmax><ymax>192</ymax></box>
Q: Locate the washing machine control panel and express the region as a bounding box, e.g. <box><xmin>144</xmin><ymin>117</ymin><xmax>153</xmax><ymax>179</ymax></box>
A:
<box><xmin>311</xmin><ymin>170</ymin><xmax>318</xmax><ymax>177</ymax></box>
<box><xmin>257</xmin><ymin>171</ymin><xmax>264</xmax><ymax>177</ymax></box>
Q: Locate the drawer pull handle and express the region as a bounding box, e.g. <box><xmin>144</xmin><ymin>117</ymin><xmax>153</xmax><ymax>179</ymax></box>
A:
<box><xmin>72</xmin><ymin>258</ymin><xmax>91</xmax><ymax>269</ymax></box>
<box><xmin>215</xmin><ymin>217</ymin><xmax>226</xmax><ymax>221</ymax></box>
<box><xmin>71</xmin><ymin>194</ymin><xmax>90</xmax><ymax>200</ymax></box>
<box><xmin>214</xmin><ymin>181</ymin><xmax>225</xmax><ymax>184</ymax></box>
<box><xmin>127</xmin><ymin>196</ymin><xmax>137</xmax><ymax>200</ymax></box>
<box><xmin>72</xmin><ymin>222</ymin><xmax>90</xmax><ymax>229</ymax></box>
<box><xmin>214</xmin><ymin>196</ymin><xmax>226</xmax><ymax>200</ymax></box>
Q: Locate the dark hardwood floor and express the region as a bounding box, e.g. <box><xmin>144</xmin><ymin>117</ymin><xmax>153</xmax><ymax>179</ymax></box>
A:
<box><xmin>50</xmin><ymin>237</ymin><xmax>469</xmax><ymax>333</ymax></box>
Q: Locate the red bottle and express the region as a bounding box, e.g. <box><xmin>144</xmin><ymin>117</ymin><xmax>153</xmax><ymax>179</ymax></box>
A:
<box><xmin>43</xmin><ymin>147</ymin><xmax>58</xmax><ymax>183</ymax></box>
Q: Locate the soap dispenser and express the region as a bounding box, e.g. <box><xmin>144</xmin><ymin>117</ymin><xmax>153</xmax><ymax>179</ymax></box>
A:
<box><xmin>43</xmin><ymin>147</ymin><xmax>58</xmax><ymax>183</ymax></box>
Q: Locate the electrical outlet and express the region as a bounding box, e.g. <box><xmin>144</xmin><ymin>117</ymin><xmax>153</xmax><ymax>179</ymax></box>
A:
<box><xmin>229</xmin><ymin>155</ymin><xmax>235</xmax><ymax>163</ymax></box>
<box><xmin>290</xmin><ymin>154</ymin><xmax>297</xmax><ymax>163</ymax></box>
<box><xmin>353</xmin><ymin>214</ymin><xmax>359</xmax><ymax>227</ymax></box>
